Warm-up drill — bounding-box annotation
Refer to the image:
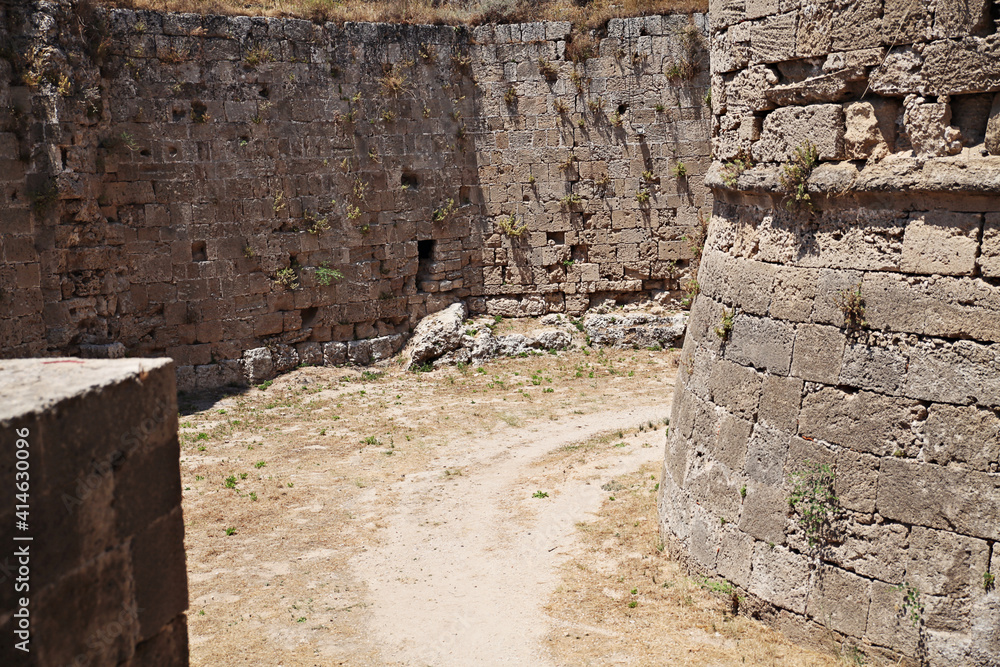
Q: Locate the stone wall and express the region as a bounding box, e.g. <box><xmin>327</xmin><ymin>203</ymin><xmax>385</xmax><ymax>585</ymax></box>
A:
<box><xmin>0</xmin><ymin>357</ymin><xmax>187</xmax><ymax>666</ymax></box>
<box><xmin>659</xmin><ymin>0</ymin><xmax>1000</xmax><ymax>664</ymax></box>
<box><xmin>0</xmin><ymin>0</ymin><xmax>711</xmax><ymax>390</ymax></box>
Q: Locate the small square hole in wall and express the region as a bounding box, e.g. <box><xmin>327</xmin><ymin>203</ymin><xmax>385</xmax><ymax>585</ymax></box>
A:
<box><xmin>192</xmin><ymin>241</ymin><xmax>207</xmax><ymax>262</ymax></box>
<box><xmin>401</xmin><ymin>172</ymin><xmax>420</xmax><ymax>190</ymax></box>
<box><xmin>547</xmin><ymin>231</ymin><xmax>565</xmax><ymax>245</ymax></box>
<box><xmin>300</xmin><ymin>306</ymin><xmax>319</xmax><ymax>328</ymax></box>
<box><xmin>418</xmin><ymin>239</ymin><xmax>435</xmax><ymax>260</ymax></box>
<box><xmin>571</xmin><ymin>244</ymin><xmax>588</xmax><ymax>262</ymax></box>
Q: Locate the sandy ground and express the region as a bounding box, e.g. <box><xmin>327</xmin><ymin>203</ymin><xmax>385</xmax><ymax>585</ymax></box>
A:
<box><xmin>177</xmin><ymin>341</ymin><xmax>853</xmax><ymax>666</ymax></box>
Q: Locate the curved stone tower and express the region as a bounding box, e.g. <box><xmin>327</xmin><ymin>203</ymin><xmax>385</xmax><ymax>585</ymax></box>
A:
<box><xmin>659</xmin><ymin>0</ymin><xmax>1000</xmax><ymax>663</ymax></box>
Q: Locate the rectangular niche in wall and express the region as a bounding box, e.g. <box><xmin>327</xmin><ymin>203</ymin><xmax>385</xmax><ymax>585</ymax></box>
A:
<box><xmin>418</xmin><ymin>239</ymin><xmax>435</xmax><ymax>262</ymax></box>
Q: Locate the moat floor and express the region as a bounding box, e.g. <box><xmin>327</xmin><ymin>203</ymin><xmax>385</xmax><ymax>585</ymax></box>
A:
<box><xmin>177</xmin><ymin>346</ymin><xmax>842</xmax><ymax>666</ymax></box>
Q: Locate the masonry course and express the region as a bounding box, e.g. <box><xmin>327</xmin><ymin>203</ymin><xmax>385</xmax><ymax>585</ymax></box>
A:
<box><xmin>660</xmin><ymin>0</ymin><xmax>1000</xmax><ymax>663</ymax></box>
<box><xmin>0</xmin><ymin>0</ymin><xmax>711</xmax><ymax>390</ymax></box>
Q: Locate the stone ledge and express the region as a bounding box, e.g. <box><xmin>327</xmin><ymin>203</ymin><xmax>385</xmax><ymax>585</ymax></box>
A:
<box><xmin>706</xmin><ymin>153</ymin><xmax>1000</xmax><ymax>199</ymax></box>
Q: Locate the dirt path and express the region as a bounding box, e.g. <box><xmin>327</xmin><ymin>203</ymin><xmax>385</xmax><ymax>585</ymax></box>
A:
<box><xmin>178</xmin><ymin>345</ymin><xmax>845</xmax><ymax>667</ymax></box>
<box><xmin>352</xmin><ymin>404</ymin><xmax>667</xmax><ymax>665</ymax></box>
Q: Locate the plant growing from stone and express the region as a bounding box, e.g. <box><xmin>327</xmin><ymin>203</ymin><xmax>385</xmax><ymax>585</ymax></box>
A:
<box><xmin>714</xmin><ymin>308</ymin><xmax>734</xmax><ymax>341</ymax></box>
<box><xmin>304</xmin><ymin>210</ymin><xmax>330</xmax><ymax>234</ymax></box>
<box><xmin>497</xmin><ymin>214</ymin><xmax>527</xmax><ymax>238</ymax></box>
<box><xmin>315</xmin><ymin>263</ymin><xmax>343</xmax><ymax>286</ymax></box>
<box><xmin>984</xmin><ymin>571</ymin><xmax>995</xmax><ymax>592</ymax></box>
<box><xmin>274</xmin><ymin>267</ymin><xmax>299</xmax><ymax>290</ymax></box>
<box><xmin>432</xmin><ymin>198</ymin><xmax>456</xmax><ymax>222</ymax></box>
<box><xmin>672</xmin><ymin>161</ymin><xmax>688</xmax><ymax>178</ymax></box>
<box><xmin>559</xmin><ymin>193</ymin><xmax>583</xmax><ymax>207</ymax></box>
<box><xmin>418</xmin><ymin>43</ymin><xmax>436</xmax><ymax>62</ymax></box>
<box><xmin>895</xmin><ymin>582</ymin><xmax>924</xmax><ymax>627</ymax></box>
<box><xmin>503</xmin><ymin>86</ymin><xmax>518</xmax><ymax>107</ymax></box>
<box><xmin>835</xmin><ymin>282</ymin><xmax>866</xmax><ymax>332</ymax></box>
<box><xmin>635</xmin><ymin>189</ymin><xmax>651</xmax><ymax>205</ymax></box>
<box><xmin>680</xmin><ymin>278</ymin><xmax>700</xmax><ymax>309</ymax></box>
<box><xmin>378</xmin><ymin>63</ymin><xmax>409</xmax><ymax>96</ymax></box>
<box><xmin>721</xmin><ymin>148</ymin><xmax>754</xmax><ymax>187</ymax></box>
<box><xmin>537</xmin><ymin>58</ymin><xmax>558</xmax><ymax>81</ymax></box>
<box><xmin>244</xmin><ymin>44</ymin><xmax>273</xmax><ymax>68</ymax></box>
<box><xmin>787</xmin><ymin>461</ymin><xmax>839</xmax><ymax>548</ymax></box>
<box><xmin>779</xmin><ymin>140</ymin><xmax>819</xmax><ymax>211</ymax></box>
<box><xmin>450</xmin><ymin>50</ymin><xmax>471</xmax><ymax>75</ymax></box>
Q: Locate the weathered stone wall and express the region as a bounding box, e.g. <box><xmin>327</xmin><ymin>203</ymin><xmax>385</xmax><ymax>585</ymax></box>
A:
<box><xmin>660</xmin><ymin>0</ymin><xmax>1000</xmax><ymax>663</ymax></box>
<box><xmin>0</xmin><ymin>357</ymin><xmax>187</xmax><ymax>666</ymax></box>
<box><xmin>0</xmin><ymin>0</ymin><xmax>711</xmax><ymax>389</ymax></box>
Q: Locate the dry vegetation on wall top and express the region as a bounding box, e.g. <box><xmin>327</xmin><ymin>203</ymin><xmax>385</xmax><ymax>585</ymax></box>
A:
<box><xmin>100</xmin><ymin>0</ymin><xmax>708</xmax><ymax>27</ymax></box>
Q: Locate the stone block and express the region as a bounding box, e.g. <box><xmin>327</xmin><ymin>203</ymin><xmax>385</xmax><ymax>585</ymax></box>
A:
<box><xmin>826</xmin><ymin>519</ymin><xmax>908</xmax><ymax>582</ymax></box>
<box><xmin>347</xmin><ymin>339</ymin><xmax>372</xmax><ymax>365</ymax></box>
<box><xmin>866</xmin><ymin>579</ymin><xmax>921</xmax><ymax>656</ymax></box>
<box><xmin>739</xmin><ymin>482</ymin><xmax>788</xmax><ymax>544</ymax></box>
<box><xmin>114</xmin><ymin>431</ymin><xmax>183</xmax><ymax>540</ymax></box>
<box><xmin>902</xmin><ymin>96</ymin><xmax>963</xmax><ymax>158</ymax></box>
<box><xmin>752</xmin><ymin>104</ymin><xmax>845</xmax><ymax>163</ymax></box>
<box><xmin>33</xmin><ymin>546</ymin><xmax>140</xmax><ymax>666</ymax></box>
<box><xmin>799</xmin><ymin>386</ymin><xmax>923</xmax><ymax>456</ymax></box>
<box><xmin>323</xmin><ymin>341</ymin><xmax>347</xmax><ymax>366</ymax></box>
<box><xmin>806</xmin><ymin>566</ymin><xmax>871</xmax><ymax>638</ymax></box>
<box><xmin>758</xmin><ymin>374</ymin><xmax>803</xmax><ymax>431</ymax></box>
<box><xmin>131</xmin><ymin>506</ymin><xmax>189</xmax><ymax>641</ymax></box>
<box><xmin>370</xmin><ymin>334</ymin><xmax>402</xmax><ymax>362</ymax></box>
<box><xmin>749</xmin><ymin>12</ymin><xmax>796</xmax><ymax>64</ymax></box>
<box><xmin>834</xmin><ymin>449</ymin><xmax>879</xmax><ymax>514</ymax></box>
<box><xmin>724</xmin><ymin>313</ymin><xmax>795</xmax><ymax>375</ymax></box>
<box><xmin>932</xmin><ymin>0</ymin><xmax>990</xmax><ymax>39</ymax></box>
<box><xmin>709</xmin><ymin>0</ymin><xmax>746</xmax><ymax>32</ymax></box>
<box><xmin>725</xmin><ymin>64</ymin><xmax>778</xmax><ymax>111</ymax></box>
<box><xmin>296</xmin><ymin>342</ymin><xmax>323</xmax><ymax>366</ymax></box>
<box><xmin>795</xmin><ymin>2</ymin><xmax>832</xmax><ymax>57</ymax></box>
<box><xmin>689</xmin><ymin>512</ymin><xmax>722</xmax><ymax>570</ymax></box>
<box><xmin>906</xmin><ymin>526</ymin><xmax>990</xmax><ymax>598</ymax></box>
<box><xmin>708</xmin><ymin>359</ymin><xmax>763</xmax><ymax>419</ymax></box>
<box><xmin>812</xmin><ymin>268</ymin><xmax>865</xmax><ymax>327</ymax></box>
<box><xmin>272</xmin><ymin>344</ymin><xmax>299</xmax><ymax>372</ymax></box>
<box><xmin>716</xmin><ymin>527</ymin><xmax>754</xmax><ymax>589</ymax></box>
<box><xmin>745</xmin><ymin>423</ymin><xmax>791</xmax><ymax>486</ymax></box>
<box><xmin>831</xmin><ymin>0</ymin><xmax>882</xmax><ymax>50</ymax></box>
<box><xmin>685</xmin><ymin>461</ymin><xmax>742</xmax><ymax>525</ymax></box>
<box><xmin>770</xmin><ymin>266</ymin><xmax>820</xmax><ymax>322</ymax></box>
<box><xmin>903</xmin><ymin>338</ymin><xmax>1000</xmax><ymax>406</ymax></box>
<box><xmin>685</xmin><ymin>294</ymin><xmax>728</xmax><ymax>353</ymax></box>
<box><xmin>881</xmin><ymin>0</ymin><xmax>933</xmax><ymax>45</ymax></box>
<box><xmin>920</xmin><ymin>403</ymin><xmax>1000</xmax><ymax>472</ymax></box>
<box><xmin>981</xmin><ymin>213</ymin><xmax>1000</xmax><ymax>277</ymax></box>
<box><xmin>127</xmin><ymin>613</ymin><xmax>189</xmax><ymax>667</ymax></box>
<box><xmin>838</xmin><ymin>338</ymin><xmax>908</xmax><ymax>395</ymax></box>
<box><xmin>877</xmin><ymin>458</ymin><xmax>1000</xmax><ymax>541</ymax></box>
<box><xmin>790</xmin><ymin>324</ymin><xmax>846</xmax><ymax>384</ymax></box>
<box><xmin>748</xmin><ymin>543</ymin><xmax>811</xmax><ymax>614</ymax></box>
<box><xmin>712</xmin><ymin>411</ymin><xmax>753</xmax><ymax>471</ymax></box>
<box><xmin>900</xmin><ymin>211</ymin><xmax>982</xmax><ymax>276</ymax></box>
<box><xmin>844</xmin><ymin>101</ymin><xmax>889</xmax><ymax>160</ymax></box>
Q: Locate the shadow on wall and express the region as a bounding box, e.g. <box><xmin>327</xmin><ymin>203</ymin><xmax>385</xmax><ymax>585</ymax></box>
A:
<box><xmin>0</xmin><ymin>2</ymin><xmax>713</xmax><ymax>389</ymax></box>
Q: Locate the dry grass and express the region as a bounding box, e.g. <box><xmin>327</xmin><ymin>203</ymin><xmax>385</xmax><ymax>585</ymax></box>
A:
<box><xmin>99</xmin><ymin>0</ymin><xmax>708</xmax><ymax>29</ymax></box>
<box><xmin>544</xmin><ymin>465</ymin><xmax>864</xmax><ymax>667</ymax></box>
<box><xmin>177</xmin><ymin>344</ymin><xmax>682</xmax><ymax>665</ymax></box>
